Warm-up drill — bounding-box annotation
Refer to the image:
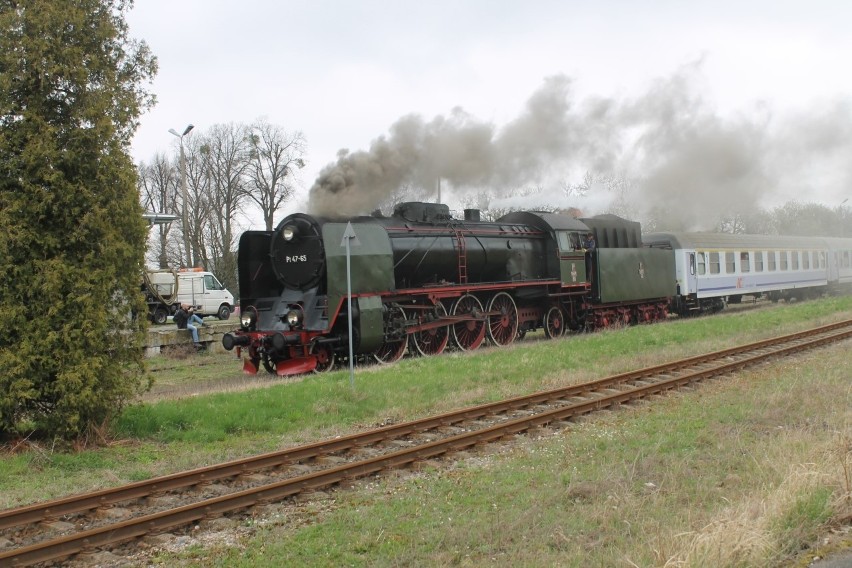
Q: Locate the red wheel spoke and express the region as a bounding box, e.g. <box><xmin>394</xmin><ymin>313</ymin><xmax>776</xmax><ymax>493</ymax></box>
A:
<box><xmin>486</xmin><ymin>292</ymin><xmax>518</xmax><ymax>346</ymax></box>
<box><xmin>312</xmin><ymin>345</ymin><xmax>336</xmax><ymax>373</ymax></box>
<box><xmin>451</xmin><ymin>294</ymin><xmax>485</xmax><ymax>351</ymax></box>
<box><xmin>374</xmin><ymin>306</ymin><xmax>408</xmax><ymax>364</ymax></box>
<box><xmin>544</xmin><ymin>306</ymin><xmax>565</xmax><ymax>339</ymax></box>
<box><xmin>411</xmin><ymin>303</ymin><xmax>449</xmax><ymax>356</ymax></box>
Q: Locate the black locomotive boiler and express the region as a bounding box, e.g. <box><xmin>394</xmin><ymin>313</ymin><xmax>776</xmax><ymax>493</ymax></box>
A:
<box><xmin>223</xmin><ymin>202</ymin><xmax>676</xmax><ymax>375</ymax></box>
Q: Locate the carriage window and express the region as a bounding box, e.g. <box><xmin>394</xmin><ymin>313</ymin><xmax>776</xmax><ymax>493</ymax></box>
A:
<box><xmin>802</xmin><ymin>251</ymin><xmax>810</xmax><ymax>269</ymax></box>
<box><xmin>754</xmin><ymin>251</ymin><xmax>764</xmax><ymax>272</ymax></box>
<box><xmin>818</xmin><ymin>251</ymin><xmax>825</xmax><ymax>268</ymax></box>
<box><xmin>791</xmin><ymin>251</ymin><xmax>799</xmax><ymax>270</ymax></box>
<box><xmin>710</xmin><ymin>252</ymin><xmax>720</xmax><ymax>274</ymax></box>
<box><xmin>697</xmin><ymin>252</ymin><xmax>706</xmax><ymax>275</ymax></box>
<box><xmin>768</xmin><ymin>252</ymin><xmax>776</xmax><ymax>271</ymax></box>
<box><xmin>844</xmin><ymin>251</ymin><xmax>850</xmax><ymax>268</ymax></box>
<box><xmin>780</xmin><ymin>251</ymin><xmax>788</xmax><ymax>270</ymax></box>
<box><xmin>740</xmin><ymin>252</ymin><xmax>750</xmax><ymax>273</ymax></box>
<box><xmin>725</xmin><ymin>252</ymin><xmax>735</xmax><ymax>274</ymax></box>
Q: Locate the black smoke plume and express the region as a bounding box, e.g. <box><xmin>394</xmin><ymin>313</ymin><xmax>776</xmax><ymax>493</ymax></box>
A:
<box><xmin>309</xmin><ymin>62</ymin><xmax>852</xmax><ymax>229</ymax></box>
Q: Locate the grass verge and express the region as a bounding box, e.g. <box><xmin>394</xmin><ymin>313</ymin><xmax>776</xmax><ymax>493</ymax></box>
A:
<box><xmin>154</xmin><ymin>342</ymin><xmax>852</xmax><ymax>567</ymax></box>
<box><xmin>0</xmin><ymin>297</ymin><xmax>850</xmax><ymax>565</ymax></box>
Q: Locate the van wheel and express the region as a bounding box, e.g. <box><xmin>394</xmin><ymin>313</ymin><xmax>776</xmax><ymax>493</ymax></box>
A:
<box><xmin>153</xmin><ymin>307</ymin><xmax>169</xmax><ymax>325</ymax></box>
<box><xmin>217</xmin><ymin>305</ymin><xmax>232</xmax><ymax>320</ymax></box>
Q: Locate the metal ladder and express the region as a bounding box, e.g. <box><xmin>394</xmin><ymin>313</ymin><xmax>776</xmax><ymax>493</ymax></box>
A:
<box><xmin>455</xmin><ymin>229</ymin><xmax>468</xmax><ymax>284</ymax></box>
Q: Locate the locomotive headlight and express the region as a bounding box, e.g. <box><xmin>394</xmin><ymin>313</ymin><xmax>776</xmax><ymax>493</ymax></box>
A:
<box><xmin>286</xmin><ymin>309</ymin><xmax>302</xmax><ymax>327</ymax></box>
<box><xmin>240</xmin><ymin>307</ymin><xmax>257</xmax><ymax>330</ymax></box>
<box><xmin>282</xmin><ymin>225</ymin><xmax>297</xmax><ymax>241</ymax></box>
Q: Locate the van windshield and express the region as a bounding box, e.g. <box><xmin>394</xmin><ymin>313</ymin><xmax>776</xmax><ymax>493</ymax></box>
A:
<box><xmin>204</xmin><ymin>275</ymin><xmax>223</xmax><ymax>290</ymax></box>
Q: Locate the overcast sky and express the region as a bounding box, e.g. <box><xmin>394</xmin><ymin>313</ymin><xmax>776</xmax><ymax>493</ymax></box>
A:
<box><xmin>127</xmin><ymin>0</ymin><xmax>852</xmax><ymax>226</ymax></box>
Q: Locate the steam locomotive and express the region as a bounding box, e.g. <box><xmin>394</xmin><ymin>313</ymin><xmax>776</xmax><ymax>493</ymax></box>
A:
<box><xmin>222</xmin><ymin>202</ymin><xmax>675</xmax><ymax>375</ymax></box>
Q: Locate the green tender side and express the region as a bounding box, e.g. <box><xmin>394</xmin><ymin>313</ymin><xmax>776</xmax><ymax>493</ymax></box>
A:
<box><xmin>595</xmin><ymin>248</ymin><xmax>676</xmax><ymax>303</ymax></box>
<box><xmin>323</xmin><ymin>223</ymin><xmax>395</xmax><ymax>353</ymax></box>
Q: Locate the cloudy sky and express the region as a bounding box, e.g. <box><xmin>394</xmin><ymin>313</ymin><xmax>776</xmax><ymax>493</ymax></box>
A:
<box><xmin>127</xmin><ymin>0</ymin><xmax>852</xmax><ymax>227</ymax></box>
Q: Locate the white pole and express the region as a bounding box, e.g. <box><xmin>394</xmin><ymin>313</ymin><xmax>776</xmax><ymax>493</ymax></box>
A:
<box><xmin>342</xmin><ymin>222</ymin><xmax>357</xmax><ymax>388</ymax></box>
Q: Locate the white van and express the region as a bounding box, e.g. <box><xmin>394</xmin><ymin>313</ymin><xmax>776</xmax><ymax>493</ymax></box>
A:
<box><xmin>175</xmin><ymin>270</ymin><xmax>234</xmax><ymax>320</ymax></box>
<box><xmin>144</xmin><ymin>269</ymin><xmax>234</xmax><ymax>324</ymax></box>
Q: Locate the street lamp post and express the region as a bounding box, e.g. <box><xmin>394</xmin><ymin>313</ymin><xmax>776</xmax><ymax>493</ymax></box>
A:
<box><xmin>169</xmin><ymin>124</ymin><xmax>195</xmax><ymax>268</ymax></box>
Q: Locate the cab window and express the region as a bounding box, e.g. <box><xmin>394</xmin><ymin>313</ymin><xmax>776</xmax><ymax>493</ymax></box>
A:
<box><xmin>204</xmin><ymin>275</ymin><xmax>223</xmax><ymax>291</ymax></box>
<box><xmin>557</xmin><ymin>231</ymin><xmax>581</xmax><ymax>251</ymax></box>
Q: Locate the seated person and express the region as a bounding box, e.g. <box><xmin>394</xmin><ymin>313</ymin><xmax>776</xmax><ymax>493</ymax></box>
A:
<box><xmin>173</xmin><ymin>303</ymin><xmax>206</xmax><ymax>348</ymax></box>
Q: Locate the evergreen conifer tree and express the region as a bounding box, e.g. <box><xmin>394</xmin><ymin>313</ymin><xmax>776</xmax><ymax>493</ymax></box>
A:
<box><xmin>0</xmin><ymin>0</ymin><xmax>157</xmax><ymax>441</ymax></box>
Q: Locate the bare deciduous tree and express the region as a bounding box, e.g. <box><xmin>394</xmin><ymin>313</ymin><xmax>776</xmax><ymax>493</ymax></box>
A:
<box><xmin>176</xmin><ymin>134</ymin><xmax>217</xmax><ymax>270</ymax></box>
<box><xmin>246</xmin><ymin>118</ymin><xmax>306</xmax><ymax>231</ymax></box>
<box><xmin>771</xmin><ymin>202</ymin><xmax>844</xmax><ymax>237</ymax></box>
<box><xmin>196</xmin><ymin>123</ymin><xmax>251</xmax><ymax>291</ymax></box>
<box><xmin>141</xmin><ymin>120</ymin><xmax>307</xmax><ymax>290</ymax></box>
<box><xmin>138</xmin><ymin>153</ymin><xmax>179</xmax><ymax>268</ymax></box>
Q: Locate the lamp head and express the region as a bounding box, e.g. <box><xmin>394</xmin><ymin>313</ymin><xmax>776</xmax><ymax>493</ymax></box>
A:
<box><xmin>169</xmin><ymin>124</ymin><xmax>195</xmax><ymax>138</ymax></box>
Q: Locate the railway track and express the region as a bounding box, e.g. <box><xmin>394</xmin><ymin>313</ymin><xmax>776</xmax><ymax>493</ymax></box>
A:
<box><xmin>2</xmin><ymin>319</ymin><xmax>851</xmax><ymax>566</ymax></box>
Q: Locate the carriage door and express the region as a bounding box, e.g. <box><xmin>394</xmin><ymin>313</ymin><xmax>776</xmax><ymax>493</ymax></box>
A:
<box><xmin>684</xmin><ymin>251</ymin><xmax>699</xmax><ymax>294</ymax></box>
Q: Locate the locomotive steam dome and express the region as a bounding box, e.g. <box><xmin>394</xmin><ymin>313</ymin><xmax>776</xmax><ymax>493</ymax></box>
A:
<box><xmin>270</xmin><ymin>213</ymin><xmax>326</xmax><ymax>290</ymax></box>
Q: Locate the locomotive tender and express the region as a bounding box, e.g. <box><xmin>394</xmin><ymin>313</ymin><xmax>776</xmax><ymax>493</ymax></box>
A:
<box><xmin>223</xmin><ymin>202</ymin><xmax>675</xmax><ymax>375</ymax></box>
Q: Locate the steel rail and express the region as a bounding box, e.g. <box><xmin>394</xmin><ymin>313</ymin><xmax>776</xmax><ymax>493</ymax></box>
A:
<box><xmin>1</xmin><ymin>319</ymin><xmax>850</xmax><ymax>535</ymax></box>
<box><xmin>2</xmin><ymin>323</ymin><xmax>850</xmax><ymax>567</ymax></box>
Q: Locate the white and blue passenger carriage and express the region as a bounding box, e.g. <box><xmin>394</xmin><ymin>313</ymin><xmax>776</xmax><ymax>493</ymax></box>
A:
<box><xmin>824</xmin><ymin>237</ymin><xmax>852</xmax><ymax>291</ymax></box>
<box><xmin>644</xmin><ymin>232</ymin><xmax>852</xmax><ymax>315</ymax></box>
